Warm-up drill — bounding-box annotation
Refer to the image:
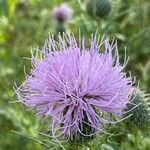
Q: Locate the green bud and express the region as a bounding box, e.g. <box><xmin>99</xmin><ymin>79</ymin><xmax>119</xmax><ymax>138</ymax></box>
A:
<box><xmin>124</xmin><ymin>88</ymin><xmax>150</xmax><ymax>128</ymax></box>
<box><xmin>86</xmin><ymin>0</ymin><xmax>111</xmax><ymax>18</ymax></box>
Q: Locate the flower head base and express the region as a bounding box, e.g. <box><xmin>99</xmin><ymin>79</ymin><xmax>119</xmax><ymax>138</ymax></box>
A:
<box><xmin>52</xmin><ymin>4</ymin><xmax>73</xmax><ymax>23</ymax></box>
<box><xmin>16</xmin><ymin>33</ymin><xmax>132</xmax><ymax>141</ymax></box>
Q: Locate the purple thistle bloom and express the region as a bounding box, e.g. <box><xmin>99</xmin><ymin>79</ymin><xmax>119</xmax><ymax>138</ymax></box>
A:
<box><xmin>52</xmin><ymin>4</ymin><xmax>73</xmax><ymax>23</ymax></box>
<box><xmin>16</xmin><ymin>33</ymin><xmax>132</xmax><ymax>140</ymax></box>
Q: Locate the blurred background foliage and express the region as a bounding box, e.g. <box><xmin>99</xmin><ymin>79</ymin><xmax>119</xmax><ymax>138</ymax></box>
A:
<box><xmin>0</xmin><ymin>0</ymin><xmax>150</xmax><ymax>149</ymax></box>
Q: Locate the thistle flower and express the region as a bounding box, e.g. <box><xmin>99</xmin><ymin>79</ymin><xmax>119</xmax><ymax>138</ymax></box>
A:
<box><xmin>16</xmin><ymin>33</ymin><xmax>132</xmax><ymax>141</ymax></box>
<box><xmin>52</xmin><ymin>4</ymin><xmax>73</xmax><ymax>23</ymax></box>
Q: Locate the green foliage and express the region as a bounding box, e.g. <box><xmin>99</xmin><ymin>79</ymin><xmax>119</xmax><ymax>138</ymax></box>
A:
<box><xmin>0</xmin><ymin>0</ymin><xmax>150</xmax><ymax>149</ymax></box>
